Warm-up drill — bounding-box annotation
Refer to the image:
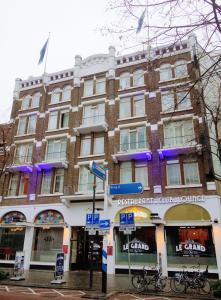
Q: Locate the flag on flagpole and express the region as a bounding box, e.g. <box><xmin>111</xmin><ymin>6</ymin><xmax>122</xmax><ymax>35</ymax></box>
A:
<box><xmin>136</xmin><ymin>9</ymin><xmax>146</xmax><ymax>34</ymax></box>
<box><xmin>38</xmin><ymin>38</ymin><xmax>49</xmax><ymax>65</ymax></box>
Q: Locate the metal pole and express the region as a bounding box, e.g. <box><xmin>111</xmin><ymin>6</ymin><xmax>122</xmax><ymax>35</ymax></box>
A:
<box><xmin>102</xmin><ymin>169</ymin><xmax>108</xmax><ymax>294</ymax></box>
<box><xmin>89</xmin><ymin>175</ymin><xmax>96</xmax><ymax>289</ymax></box>
<box><xmin>127</xmin><ymin>234</ymin><xmax>131</xmax><ymax>287</ymax></box>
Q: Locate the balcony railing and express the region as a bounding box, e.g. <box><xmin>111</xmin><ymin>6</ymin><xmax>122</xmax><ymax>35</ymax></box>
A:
<box><xmin>45</xmin><ymin>151</ymin><xmax>67</xmax><ymax>162</ymax></box>
<box><xmin>162</xmin><ymin>135</ymin><xmax>196</xmax><ymax>148</ymax></box>
<box><xmin>82</xmin><ymin>115</ymin><xmax>105</xmax><ymax>126</ymax></box>
<box><xmin>14</xmin><ymin>155</ymin><xmax>32</xmax><ymax>165</ymax></box>
<box><xmin>117</xmin><ymin>140</ymin><xmax>149</xmax><ymax>153</ymax></box>
<box><xmin>78</xmin><ymin>182</ymin><xmax>104</xmax><ymax>193</ymax></box>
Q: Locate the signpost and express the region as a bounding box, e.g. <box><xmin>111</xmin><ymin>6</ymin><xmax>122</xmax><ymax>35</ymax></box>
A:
<box><xmin>109</xmin><ymin>182</ymin><xmax>143</xmax><ymax>195</ymax></box>
<box><xmin>89</xmin><ymin>161</ymin><xmax>106</xmax><ymax>181</ymax></box>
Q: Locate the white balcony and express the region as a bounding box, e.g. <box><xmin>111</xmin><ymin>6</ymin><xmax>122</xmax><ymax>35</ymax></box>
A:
<box><xmin>35</xmin><ymin>151</ymin><xmax>68</xmax><ymax>170</ymax></box>
<box><xmin>112</xmin><ymin>141</ymin><xmax>152</xmax><ymax>163</ymax></box>
<box><xmin>74</xmin><ymin>115</ymin><xmax>108</xmax><ymax>135</ymax></box>
<box><xmin>7</xmin><ymin>155</ymin><xmax>33</xmax><ymax>173</ymax></box>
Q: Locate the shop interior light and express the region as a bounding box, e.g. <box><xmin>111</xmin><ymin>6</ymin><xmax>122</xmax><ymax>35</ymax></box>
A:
<box><xmin>42</xmin><ymin>225</ymin><xmax>50</xmax><ymax>230</ymax></box>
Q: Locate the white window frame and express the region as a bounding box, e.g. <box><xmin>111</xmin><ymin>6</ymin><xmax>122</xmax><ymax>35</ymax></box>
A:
<box><xmin>176</xmin><ymin>90</ymin><xmax>191</xmax><ymax>110</ymax></box>
<box><xmin>46</xmin><ymin>138</ymin><xmax>67</xmax><ymax>162</ymax></box>
<box><xmin>48</xmin><ymin>111</ymin><xmax>58</xmax><ymax>130</ymax></box>
<box><xmin>135</xmin><ymin>160</ymin><xmax>148</xmax><ymax>188</ymax></box>
<box><xmin>41</xmin><ymin>170</ymin><xmax>52</xmax><ymax>194</ymax></box>
<box><xmin>81</xmin><ymin>135</ymin><xmax>91</xmax><ymax>156</ymax></box>
<box><xmin>175</xmin><ymin>60</ymin><xmax>188</xmax><ymax>78</ymax></box>
<box><xmin>120</xmin><ymin>161</ymin><xmax>132</xmax><ymax>184</ymax></box>
<box><xmin>133</xmin><ymin>69</ymin><xmax>144</xmax><ymax>86</ymax></box>
<box><xmin>119</xmin><ymin>72</ymin><xmax>130</xmax><ymax>90</ymax></box>
<box><xmin>93</xmin><ymin>136</ymin><xmax>104</xmax><ymax>154</ymax></box>
<box><xmin>27</xmin><ymin>115</ymin><xmax>37</xmax><ymax>134</ymax></box>
<box><xmin>184</xmin><ymin>161</ymin><xmax>200</xmax><ymax>185</ymax></box>
<box><xmin>166</xmin><ymin>161</ymin><xmax>182</xmax><ymax>185</ymax></box>
<box><xmin>17</xmin><ymin>117</ymin><xmax>27</xmax><ymax>135</ymax></box>
<box><xmin>119</xmin><ymin>97</ymin><xmax>131</xmax><ymax>119</ymax></box>
<box><xmin>53</xmin><ymin>169</ymin><xmax>64</xmax><ymax>193</ymax></box>
<box><xmin>62</xmin><ymin>86</ymin><xmax>71</xmax><ymax>102</ymax></box>
<box><xmin>32</xmin><ymin>93</ymin><xmax>40</xmax><ymax>108</ymax></box>
<box><xmin>161</xmin><ymin>92</ymin><xmax>174</xmax><ymax>112</ymax></box>
<box><xmin>21</xmin><ymin>96</ymin><xmax>30</xmax><ymax>110</ymax></box>
<box><xmin>15</xmin><ymin>143</ymin><xmax>33</xmax><ymax>164</ymax></box>
<box><xmin>84</xmin><ymin>79</ymin><xmax>93</xmax><ymax>97</ymax></box>
<box><xmin>78</xmin><ymin>165</ymin><xmax>103</xmax><ymax>193</ymax></box>
<box><xmin>51</xmin><ymin>88</ymin><xmax>61</xmax><ymax>104</ymax></box>
<box><xmin>160</xmin><ymin>64</ymin><xmax>172</xmax><ymax>81</ymax></box>
<box><xmin>120</xmin><ymin>127</ymin><xmax>147</xmax><ymax>151</ymax></box>
<box><xmin>60</xmin><ymin>110</ymin><xmax>69</xmax><ymax>128</ymax></box>
<box><xmin>95</xmin><ymin>78</ymin><xmax>106</xmax><ymax>94</ymax></box>
<box><xmin>133</xmin><ymin>94</ymin><xmax>145</xmax><ymax>117</ymax></box>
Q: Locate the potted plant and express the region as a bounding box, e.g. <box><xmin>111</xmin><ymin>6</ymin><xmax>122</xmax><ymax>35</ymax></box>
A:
<box><xmin>211</xmin><ymin>280</ymin><xmax>221</xmax><ymax>298</ymax></box>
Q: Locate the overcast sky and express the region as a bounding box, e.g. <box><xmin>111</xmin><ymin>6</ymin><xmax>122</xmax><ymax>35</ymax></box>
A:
<box><xmin>0</xmin><ymin>0</ymin><xmax>128</xmax><ymax>123</ymax></box>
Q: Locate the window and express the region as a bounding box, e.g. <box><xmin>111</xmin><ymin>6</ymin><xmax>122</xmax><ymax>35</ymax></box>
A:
<box><xmin>54</xmin><ymin>169</ymin><xmax>64</xmax><ymax>193</ymax></box>
<box><xmin>133</xmin><ymin>69</ymin><xmax>144</xmax><ymax>86</ymax></box>
<box><xmin>17</xmin><ymin>115</ymin><xmax>37</xmax><ymax>135</ymax></box>
<box><xmin>48</xmin><ymin>110</ymin><xmax>69</xmax><ymax>130</ymax></box>
<box><xmin>83</xmin><ymin>78</ymin><xmax>106</xmax><ymax>97</ymax></box>
<box><xmin>96</xmin><ymin>78</ymin><xmax>106</xmax><ymax>94</ymax></box>
<box><xmin>135</xmin><ymin>160</ymin><xmax>148</xmax><ymax>188</ymax></box>
<box><xmin>119</xmin><ymin>95</ymin><xmax>145</xmax><ymax>119</ymax></box>
<box><xmin>164</xmin><ymin>120</ymin><xmax>195</xmax><ymax>147</ymax></box>
<box><xmin>51</xmin><ymin>88</ymin><xmax>61</xmax><ymax>104</ymax></box>
<box><xmin>46</xmin><ymin>138</ymin><xmax>67</xmax><ymax>161</ymax></box>
<box><xmin>120</xmin><ymin>127</ymin><xmax>147</xmax><ymax>151</ymax></box>
<box><xmin>84</xmin><ymin>79</ymin><xmax>93</xmax><ymax>97</ymax></box>
<box><xmin>184</xmin><ymin>161</ymin><xmax>200</xmax><ymax>184</ymax></box>
<box><xmin>120</xmin><ymin>162</ymin><xmax>132</xmax><ymax>183</ymax></box>
<box><xmin>80</xmin><ymin>135</ymin><xmax>104</xmax><ymax>156</ymax></box>
<box><xmin>32</xmin><ymin>93</ymin><xmax>40</xmax><ymax>107</ymax></box>
<box><xmin>175</xmin><ymin>60</ymin><xmax>187</xmax><ymax>78</ymax></box>
<box><xmin>61</xmin><ymin>86</ymin><xmax>71</xmax><ymax>102</ymax></box>
<box><xmin>79</xmin><ymin>165</ymin><xmax>103</xmax><ymax>192</ymax></box>
<box><xmin>14</xmin><ymin>143</ymin><xmax>33</xmax><ymax>164</ymax></box>
<box><xmin>161</xmin><ymin>92</ymin><xmax>174</xmax><ymax>112</ymax></box>
<box><xmin>176</xmin><ymin>90</ymin><xmax>191</xmax><ymax>110</ymax></box>
<box><xmin>167</xmin><ymin>161</ymin><xmax>181</xmax><ymax>185</ymax></box>
<box><xmin>41</xmin><ymin>169</ymin><xmax>64</xmax><ymax>194</ymax></box>
<box><xmin>8</xmin><ymin>173</ymin><xmax>29</xmax><ymax>196</ymax></box>
<box><xmin>160</xmin><ymin>64</ymin><xmax>172</xmax><ymax>81</ymax></box>
<box><xmin>21</xmin><ymin>97</ymin><xmax>30</xmax><ymax>110</ymax></box>
<box><xmin>83</xmin><ymin>103</ymin><xmax>105</xmax><ymax>125</ymax></box>
<box><xmin>119</xmin><ymin>72</ymin><xmax>130</xmax><ymax>89</ymax></box>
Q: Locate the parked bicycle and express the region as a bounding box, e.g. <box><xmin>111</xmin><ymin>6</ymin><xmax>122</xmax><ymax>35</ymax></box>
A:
<box><xmin>132</xmin><ymin>265</ymin><xmax>171</xmax><ymax>293</ymax></box>
<box><xmin>170</xmin><ymin>264</ymin><xmax>210</xmax><ymax>295</ymax></box>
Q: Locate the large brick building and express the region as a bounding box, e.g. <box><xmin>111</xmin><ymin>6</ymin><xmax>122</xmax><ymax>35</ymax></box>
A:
<box><xmin>0</xmin><ymin>35</ymin><xmax>221</xmax><ymax>278</ymax></box>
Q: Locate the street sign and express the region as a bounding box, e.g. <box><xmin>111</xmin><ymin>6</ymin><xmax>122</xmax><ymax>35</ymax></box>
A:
<box><xmin>98</xmin><ymin>230</ymin><xmax>109</xmax><ymax>235</ymax></box>
<box><xmin>119</xmin><ymin>225</ymin><xmax>136</xmax><ymax>232</ymax></box>
<box><xmin>88</xmin><ymin>228</ymin><xmax>97</xmax><ymax>235</ymax></box>
<box><xmin>109</xmin><ymin>182</ymin><xmax>143</xmax><ymax>195</ymax></box>
<box><xmin>86</xmin><ymin>213</ymin><xmax>100</xmax><ymax>226</ymax></box>
<box><xmin>99</xmin><ymin>219</ymin><xmax>110</xmax><ymax>229</ymax></box>
<box><xmin>89</xmin><ymin>161</ymin><xmax>106</xmax><ymax>181</ymax></box>
<box><xmin>120</xmin><ymin>213</ymin><xmax>135</xmax><ymax>226</ymax></box>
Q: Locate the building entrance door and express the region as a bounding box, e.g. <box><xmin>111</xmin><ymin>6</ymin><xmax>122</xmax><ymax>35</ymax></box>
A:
<box><xmin>70</xmin><ymin>227</ymin><xmax>102</xmax><ymax>271</ymax></box>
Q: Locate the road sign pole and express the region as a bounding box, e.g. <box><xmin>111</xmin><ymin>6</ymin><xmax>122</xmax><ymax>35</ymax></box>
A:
<box><xmin>89</xmin><ymin>175</ymin><xmax>96</xmax><ymax>289</ymax></box>
<box><xmin>127</xmin><ymin>234</ymin><xmax>131</xmax><ymax>287</ymax></box>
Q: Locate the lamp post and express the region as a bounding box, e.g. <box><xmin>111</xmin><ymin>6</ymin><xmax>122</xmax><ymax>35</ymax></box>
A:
<box><xmin>89</xmin><ymin>175</ymin><xmax>96</xmax><ymax>289</ymax></box>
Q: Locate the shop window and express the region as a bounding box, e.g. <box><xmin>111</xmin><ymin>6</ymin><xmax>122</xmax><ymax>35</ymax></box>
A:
<box><xmin>14</xmin><ymin>143</ymin><xmax>33</xmax><ymax>164</ymax></box>
<box><xmin>165</xmin><ymin>204</ymin><xmax>211</xmax><ymax>221</ymax></box>
<box><xmin>119</xmin><ymin>72</ymin><xmax>130</xmax><ymax>89</ymax></box>
<box><xmin>133</xmin><ymin>69</ymin><xmax>144</xmax><ymax>86</ymax></box>
<box><xmin>31</xmin><ymin>227</ymin><xmax>63</xmax><ymax>263</ymax></box>
<box><xmin>163</xmin><ymin>119</ymin><xmax>195</xmax><ymax>148</ymax></box>
<box><xmin>83</xmin><ymin>103</ymin><xmax>105</xmax><ymax>125</ymax></box>
<box><xmin>159</xmin><ymin>64</ymin><xmax>172</xmax><ymax>81</ymax></box>
<box><xmin>120</xmin><ymin>127</ymin><xmax>147</xmax><ymax>151</ymax></box>
<box><xmin>17</xmin><ymin>115</ymin><xmax>37</xmax><ymax>135</ymax></box>
<box><xmin>45</xmin><ymin>138</ymin><xmax>67</xmax><ymax>162</ymax></box>
<box><xmin>41</xmin><ymin>169</ymin><xmax>64</xmax><ymax>194</ymax></box>
<box><xmin>78</xmin><ymin>165</ymin><xmax>103</xmax><ymax>193</ymax></box>
<box><xmin>0</xmin><ymin>227</ymin><xmax>25</xmax><ymax>260</ymax></box>
<box><xmin>8</xmin><ymin>173</ymin><xmax>29</xmax><ymax>196</ymax></box>
<box><xmin>166</xmin><ymin>226</ymin><xmax>217</xmax><ymax>268</ymax></box>
<box><xmin>119</xmin><ymin>94</ymin><xmax>145</xmax><ymax>119</ymax></box>
<box><xmin>48</xmin><ymin>110</ymin><xmax>69</xmax><ymax>130</ymax></box>
<box><xmin>115</xmin><ymin>227</ymin><xmax>157</xmax><ymax>266</ymax></box>
<box><xmin>175</xmin><ymin>60</ymin><xmax>188</xmax><ymax>78</ymax></box>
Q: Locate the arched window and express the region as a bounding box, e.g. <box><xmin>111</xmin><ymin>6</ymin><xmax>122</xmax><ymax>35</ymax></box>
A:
<box><xmin>21</xmin><ymin>96</ymin><xmax>31</xmax><ymax>110</ymax></box>
<box><xmin>159</xmin><ymin>64</ymin><xmax>172</xmax><ymax>81</ymax></box>
<box><xmin>34</xmin><ymin>210</ymin><xmax>64</xmax><ymax>225</ymax></box>
<box><xmin>175</xmin><ymin>60</ymin><xmax>187</xmax><ymax>78</ymax></box>
<box><xmin>62</xmin><ymin>85</ymin><xmax>72</xmax><ymax>102</ymax></box>
<box><xmin>1</xmin><ymin>211</ymin><xmax>26</xmax><ymax>224</ymax></box>
<box><xmin>119</xmin><ymin>72</ymin><xmax>130</xmax><ymax>90</ymax></box>
<box><xmin>51</xmin><ymin>88</ymin><xmax>61</xmax><ymax>104</ymax></box>
<box><xmin>32</xmin><ymin>93</ymin><xmax>40</xmax><ymax>107</ymax></box>
<box><xmin>133</xmin><ymin>69</ymin><xmax>144</xmax><ymax>86</ymax></box>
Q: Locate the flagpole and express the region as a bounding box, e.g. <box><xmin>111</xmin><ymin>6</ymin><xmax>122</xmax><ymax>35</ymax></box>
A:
<box><xmin>43</xmin><ymin>32</ymin><xmax>51</xmax><ymax>75</ymax></box>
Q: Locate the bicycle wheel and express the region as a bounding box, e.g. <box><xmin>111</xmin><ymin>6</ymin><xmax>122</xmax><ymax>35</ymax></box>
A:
<box><xmin>198</xmin><ymin>278</ymin><xmax>211</xmax><ymax>295</ymax></box>
<box><xmin>160</xmin><ymin>276</ymin><xmax>172</xmax><ymax>293</ymax></box>
<box><xmin>132</xmin><ymin>274</ymin><xmax>147</xmax><ymax>292</ymax></box>
<box><xmin>170</xmin><ymin>276</ymin><xmax>186</xmax><ymax>293</ymax></box>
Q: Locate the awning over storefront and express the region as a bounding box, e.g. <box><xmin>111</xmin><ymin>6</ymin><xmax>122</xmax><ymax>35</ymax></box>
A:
<box><xmin>164</xmin><ymin>204</ymin><xmax>211</xmax><ymax>221</ymax></box>
<box><xmin>114</xmin><ymin>206</ymin><xmax>152</xmax><ymax>223</ymax></box>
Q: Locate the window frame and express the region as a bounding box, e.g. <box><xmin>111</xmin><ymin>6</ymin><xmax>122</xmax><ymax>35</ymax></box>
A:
<box><xmin>133</xmin><ymin>69</ymin><xmax>144</xmax><ymax>87</ymax></box>
<box><xmin>183</xmin><ymin>161</ymin><xmax>200</xmax><ymax>185</ymax></box>
<box><xmin>119</xmin><ymin>72</ymin><xmax>131</xmax><ymax>90</ymax></box>
<box><xmin>175</xmin><ymin>60</ymin><xmax>188</xmax><ymax>78</ymax></box>
<box><xmin>159</xmin><ymin>63</ymin><xmax>172</xmax><ymax>81</ymax></box>
<box><xmin>166</xmin><ymin>161</ymin><xmax>182</xmax><ymax>186</ymax></box>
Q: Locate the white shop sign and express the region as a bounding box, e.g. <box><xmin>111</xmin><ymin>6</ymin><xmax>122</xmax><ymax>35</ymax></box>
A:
<box><xmin>117</xmin><ymin>195</ymin><xmax>205</xmax><ymax>207</ymax></box>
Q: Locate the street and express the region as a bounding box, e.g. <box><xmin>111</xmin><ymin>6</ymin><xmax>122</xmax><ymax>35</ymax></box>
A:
<box><xmin>0</xmin><ymin>285</ymin><xmax>209</xmax><ymax>300</ymax></box>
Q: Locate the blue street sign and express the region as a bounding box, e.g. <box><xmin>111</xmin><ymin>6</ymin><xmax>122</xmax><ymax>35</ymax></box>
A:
<box><xmin>127</xmin><ymin>213</ymin><xmax>135</xmax><ymax>225</ymax></box>
<box><xmin>120</xmin><ymin>213</ymin><xmax>135</xmax><ymax>226</ymax></box>
<box><xmin>109</xmin><ymin>182</ymin><xmax>143</xmax><ymax>195</ymax></box>
<box><xmin>90</xmin><ymin>161</ymin><xmax>106</xmax><ymax>181</ymax></box>
<box><xmin>99</xmin><ymin>219</ymin><xmax>110</xmax><ymax>229</ymax></box>
<box><xmin>120</xmin><ymin>213</ymin><xmax>127</xmax><ymax>226</ymax></box>
<box><xmin>86</xmin><ymin>213</ymin><xmax>100</xmax><ymax>225</ymax></box>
